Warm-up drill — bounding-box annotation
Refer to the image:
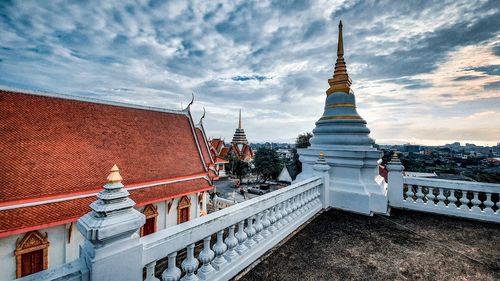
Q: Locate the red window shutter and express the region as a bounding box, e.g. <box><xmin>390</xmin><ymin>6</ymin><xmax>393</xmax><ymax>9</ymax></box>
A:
<box><xmin>143</xmin><ymin>217</ymin><xmax>156</xmax><ymax>236</ymax></box>
<box><xmin>21</xmin><ymin>249</ymin><xmax>43</xmax><ymax>277</ymax></box>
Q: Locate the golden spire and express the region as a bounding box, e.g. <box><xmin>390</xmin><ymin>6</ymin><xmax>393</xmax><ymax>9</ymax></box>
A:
<box><xmin>107</xmin><ymin>164</ymin><xmax>123</xmax><ymax>183</ymax></box>
<box><xmin>326</xmin><ymin>20</ymin><xmax>352</xmax><ymax>95</ymax></box>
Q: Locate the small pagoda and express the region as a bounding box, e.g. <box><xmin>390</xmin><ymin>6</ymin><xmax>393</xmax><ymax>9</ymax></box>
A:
<box><xmin>229</xmin><ymin>110</ymin><xmax>253</xmax><ymax>161</ymax></box>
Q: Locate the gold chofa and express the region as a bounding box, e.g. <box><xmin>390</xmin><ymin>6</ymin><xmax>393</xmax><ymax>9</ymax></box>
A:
<box><xmin>326</xmin><ymin>20</ymin><xmax>352</xmax><ymax>95</ymax></box>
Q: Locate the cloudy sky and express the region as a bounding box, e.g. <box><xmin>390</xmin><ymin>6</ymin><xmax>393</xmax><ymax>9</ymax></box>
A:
<box><xmin>1</xmin><ymin>0</ymin><xmax>499</xmax><ymax>145</ymax></box>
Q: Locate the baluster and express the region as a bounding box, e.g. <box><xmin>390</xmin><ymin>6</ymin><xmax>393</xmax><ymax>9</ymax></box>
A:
<box><xmin>298</xmin><ymin>192</ymin><xmax>306</xmax><ymax>214</ymax></box>
<box><xmin>162</xmin><ymin>252</ymin><xmax>181</xmax><ymax>281</ymax></box>
<box><xmin>145</xmin><ymin>261</ymin><xmax>159</xmax><ymax>281</ymax></box>
<box><xmin>471</xmin><ymin>191</ymin><xmax>482</xmax><ymax>212</ymax></box>
<box><xmin>212</xmin><ymin>230</ymin><xmax>227</xmax><ymax>270</ymax></box>
<box><xmin>281</xmin><ymin>201</ymin><xmax>289</xmax><ymax>224</ymax></box>
<box><xmin>268</xmin><ymin>207</ymin><xmax>277</xmax><ymax>233</ymax></box>
<box><xmin>416</xmin><ymin>186</ymin><xmax>425</xmax><ymax>203</ymax></box>
<box><xmin>244</xmin><ymin>216</ymin><xmax>257</xmax><ymax>247</ymax></box>
<box><xmin>301</xmin><ymin>192</ymin><xmax>308</xmax><ymax>211</ymax></box>
<box><xmin>253</xmin><ymin>212</ymin><xmax>264</xmax><ymax>242</ymax></box>
<box><xmin>180</xmin><ymin>243</ymin><xmax>199</xmax><ymax>281</ymax></box>
<box><xmin>314</xmin><ymin>186</ymin><xmax>321</xmax><ymax>205</ymax></box>
<box><xmin>459</xmin><ymin>191</ymin><xmax>470</xmax><ymax>211</ymax></box>
<box><xmin>289</xmin><ymin>197</ymin><xmax>298</xmax><ymax>219</ymax></box>
<box><xmin>197</xmin><ymin>236</ymin><xmax>215</xmax><ymax>279</ymax></box>
<box><xmin>235</xmin><ymin>220</ymin><xmax>248</xmax><ymax>254</ymax></box>
<box><xmin>436</xmin><ymin>188</ymin><xmax>447</xmax><ymax>207</ymax></box>
<box><xmin>285</xmin><ymin>199</ymin><xmax>293</xmax><ymax>222</ymax></box>
<box><xmin>426</xmin><ymin>187</ymin><xmax>435</xmax><ymax>206</ymax></box>
<box><xmin>305</xmin><ymin>189</ymin><xmax>311</xmax><ymax>210</ymax></box>
<box><xmin>274</xmin><ymin>204</ymin><xmax>283</xmax><ymax>229</ymax></box>
<box><xmin>224</xmin><ymin>225</ymin><xmax>239</xmax><ymax>262</ymax></box>
<box><xmin>294</xmin><ymin>194</ymin><xmax>301</xmax><ymax>215</ymax></box>
<box><xmin>261</xmin><ymin>209</ymin><xmax>271</xmax><ymax>238</ymax></box>
<box><xmin>483</xmin><ymin>193</ymin><xmax>495</xmax><ymax>214</ymax></box>
<box><xmin>448</xmin><ymin>190</ymin><xmax>458</xmax><ymax>209</ymax></box>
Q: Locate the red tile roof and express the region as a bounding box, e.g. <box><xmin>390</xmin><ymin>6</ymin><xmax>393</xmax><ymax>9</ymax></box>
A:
<box><xmin>229</xmin><ymin>143</ymin><xmax>254</xmax><ymax>161</ymax></box>
<box><xmin>195</xmin><ymin>127</ymin><xmax>213</xmax><ymax>168</ymax></box>
<box><xmin>220</xmin><ymin>147</ymin><xmax>229</xmax><ymax>158</ymax></box>
<box><xmin>0</xmin><ymin>90</ymin><xmax>208</xmax><ymax>204</ymax></box>
<box><xmin>210</xmin><ymin>138</ymin><xmax>224</xmax><ymax>154</ymax></box>
<box><xmin>0</xmin><ymin>178</ymin><xmax>213</xmax><ymax>238</ymax></box>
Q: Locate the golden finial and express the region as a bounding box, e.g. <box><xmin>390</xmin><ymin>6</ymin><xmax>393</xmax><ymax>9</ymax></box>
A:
<box><xmin>107</xmin><ymin>164</ymin><xmax>123</xmax><ymax>183</ymax></box>
<box><xmin>319</xmin><ymin>151</ymin><xmax>325</xmax><ymax>158</ymax></box>
<box><xmin>326</xmin><ymin>20</ymin><xmax>352</xmax><ymax>95</ymax></box>
<box><xmin>392</xmin><ymin>152</ymin><xmax>398</xmax><ymax>157</ymax></box>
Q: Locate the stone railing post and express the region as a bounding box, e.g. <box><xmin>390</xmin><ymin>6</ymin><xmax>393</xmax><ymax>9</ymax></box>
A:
<box><xmin>386</xmin><ymin>153</ymin><xmax>404</xmax><ymax>208</ymax></box>
<box><xmin>77</xmin><ymin>165</ymin><xmax>146</xmax><ymax>281</ymax></box>
<box><xmin>313</xmin><ymin>151</ymin><xmax>331</xmax><ymax>209</ymax></box>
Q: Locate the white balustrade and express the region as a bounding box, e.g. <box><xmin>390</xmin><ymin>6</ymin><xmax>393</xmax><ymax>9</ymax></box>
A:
<box><xmin>140</xmin><ymin>176</ymin><xmax>324</xmax><ymax>281</ymax></box>
<box><xmin>396</xmin><ymin>177</ymin><xmax>499</xmax><ymax>223</ymax></box>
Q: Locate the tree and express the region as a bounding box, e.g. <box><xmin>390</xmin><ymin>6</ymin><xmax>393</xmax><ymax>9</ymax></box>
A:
<box><xmin>227</xmin><ymin>155</ymin><xmax>250</xmax><ymax>181</ymax></box>
<box><xmin>296</xmin><ymin>132</ymin><xmax>313</xmax><ymax>149</ymax></box>
<box><xmin>253</xmin><ymin>147</ymin><xmax>283</xmax><ymax>183</ymax></box>
<box><xmin>292</xmin><ymin>132</ymin><xmax>313</xmax><ymax>174</ymax></box>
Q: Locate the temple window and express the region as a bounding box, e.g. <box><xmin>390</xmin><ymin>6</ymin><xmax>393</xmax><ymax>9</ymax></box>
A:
<box><xmin>14</xmin><ymin>231</ymin><xmax>49</xmax><ymax>278</ymax></box>
<box><xmin>177</xmin><ymin>196</ymin><xmax>191</xmax><ymax>224</ymax></box>
<box><xmin>140</xmin><ymin>204</ymin><xmax>158</xmax><ymax>236</ymax></box>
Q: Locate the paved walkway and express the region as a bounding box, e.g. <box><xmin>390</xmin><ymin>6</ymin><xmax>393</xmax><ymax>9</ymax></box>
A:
<box><xmin>239</xmin><ymin>209</ymin><xmax>500</xmax><ymax>281</ymax></box>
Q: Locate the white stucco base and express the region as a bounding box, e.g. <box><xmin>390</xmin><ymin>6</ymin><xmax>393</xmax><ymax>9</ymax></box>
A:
<box><xmin>296</xmin><ymin>147</ymin><xmax>387</xmax><ymax>216</ymax></box>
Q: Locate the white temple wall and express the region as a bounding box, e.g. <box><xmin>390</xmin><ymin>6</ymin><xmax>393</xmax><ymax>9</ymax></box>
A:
<box><xmin>0</xmin><ymin>233</ymin><xmax>19</xmax><ymax>281</ymax></box>
<box><xmin>0</xmin><ymin>194</ymin><xmax>204</xmax><ymax>280</ymax></box>
<box><xmin>0</xmin><ymin>224</ymin><xmax>84</xmax><ymax>281</ymax></box>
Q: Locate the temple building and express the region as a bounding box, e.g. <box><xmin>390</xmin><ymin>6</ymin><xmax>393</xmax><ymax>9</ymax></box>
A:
<box><xmin>209</xmin><ymin>138</ymin><xmax>229</xmax><ymax>179</ymax></box>
<box><xmin>296</xmin><ymin>21</ymin><xmax>387</xmax><ymax>215</ymax></box>
<box><xmin>0</xmin><ymin>89</ymin><xmax>214</xmax><ymax>279</ymax></box>
<box><xmin>228</xmin><ymin>109</ymin><xmax>254</xmax><ymax>161</ymax></box>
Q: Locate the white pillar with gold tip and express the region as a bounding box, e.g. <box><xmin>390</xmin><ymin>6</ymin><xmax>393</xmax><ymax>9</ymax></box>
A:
<box><xmin>296</xmin><ymin>21</ymin><xmax>388</xmax><ymax>215</ymax></box>
<box><xmin>77</xmin><ymin>165</ymin><xmax>146</xmax><ymax>281</ymax></box>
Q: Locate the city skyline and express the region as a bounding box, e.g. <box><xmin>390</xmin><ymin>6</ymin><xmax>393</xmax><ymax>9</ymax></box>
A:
<box><xmin>0</xmin><ymin>1</ymin><xmax>499</xmax><ymax>145</ymax></box>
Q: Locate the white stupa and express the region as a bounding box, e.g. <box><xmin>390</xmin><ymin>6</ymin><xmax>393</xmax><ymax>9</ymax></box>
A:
<box><xmin>296</xmin><ymin>21</ymin><xmax>387</xmax><ymax>215</ymax></box>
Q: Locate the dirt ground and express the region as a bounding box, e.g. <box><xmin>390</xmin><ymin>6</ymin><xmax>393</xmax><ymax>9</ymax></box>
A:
<box><xmin>238</xmin><ymin>208</ymin><xmax>500</xmax><ymax>281</ymax></box>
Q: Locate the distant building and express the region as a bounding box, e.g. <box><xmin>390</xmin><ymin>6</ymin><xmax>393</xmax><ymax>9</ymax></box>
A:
<box><xmin>228</xmin><ymin>110</ymin><xmax>254</xmax><ymax>161</ymax></box>
<box><xmin>209</xmin><ymin>138</ymin><xmax>229</xmax><ymax>179</ymax></box>
<box><xmin>402</xmin><ymin>144</ymin><xmax>420</xmax><ymax>153</ymax></box>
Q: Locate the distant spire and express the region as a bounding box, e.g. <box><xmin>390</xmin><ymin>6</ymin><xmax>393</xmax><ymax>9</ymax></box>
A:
<box><xmin>326</xmin><ymin>20</ymin><xmax>352</xmax><ymax>95</ymax></box>
<box><xmin>232</xmin><ymin>109</ymin><xmax>248</xmax><ymax>144</ymax></box>
<box><xmin>238</xmin><ymin>109</ymin><xmax>242</xmax><ymax>129</ymax></box>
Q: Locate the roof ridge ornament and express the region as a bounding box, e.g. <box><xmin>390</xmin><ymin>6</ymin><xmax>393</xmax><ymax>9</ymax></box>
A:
<box><xmin>183</xmin><ymin>93</ymin><xmax>195</xmax><ymax>112</ymax></box>
<box><xmin>326</xmin><ymin>20</ymin><xmax>352</xmax><ymax>95</ymax></box>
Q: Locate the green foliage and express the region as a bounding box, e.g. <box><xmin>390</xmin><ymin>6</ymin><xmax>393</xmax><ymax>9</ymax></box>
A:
<box><xmin>292</xmin><ymin>132</ymin><xmax>313</xmax><ymax>174</ymax></box>
<box><xmin>295</xmin><ymin>132</ymin><xmax>313</xmax><ymax>149</ymax></box>
<box><xmin>253</xmin><ymin>147</ymin><xmax>283</xmax><ymax>182</ymax></box>
<box><xmin>227</xmin><ymin>154</ymin><xmax>250</xmax><ymax>180</ymax></box>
